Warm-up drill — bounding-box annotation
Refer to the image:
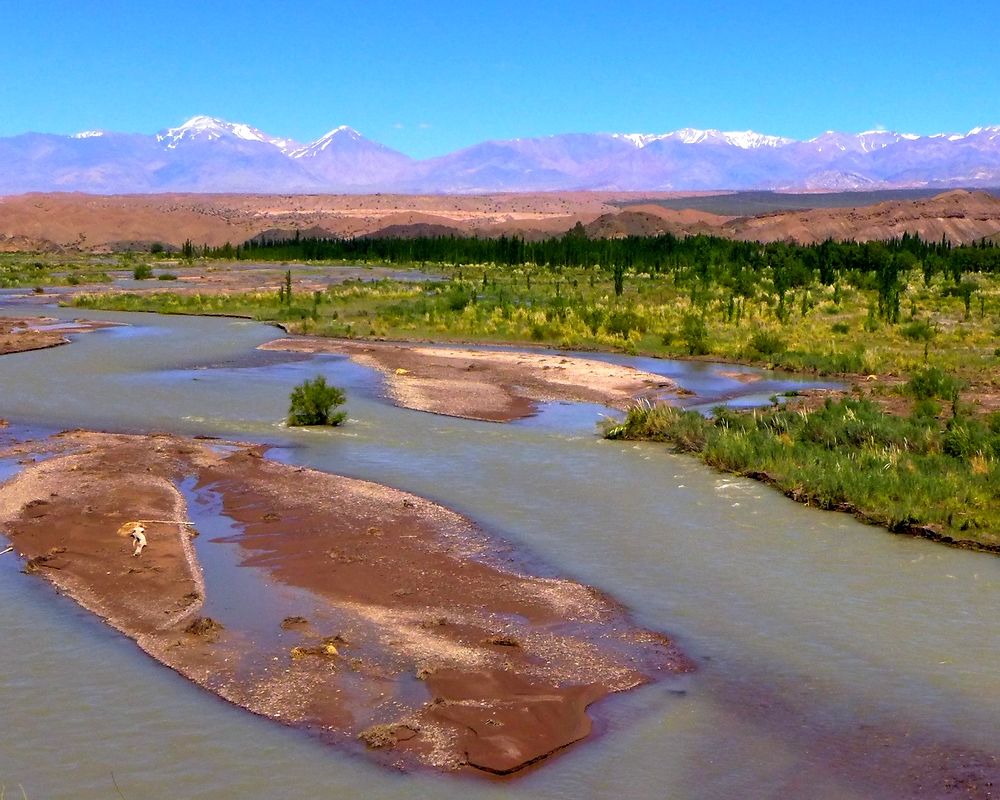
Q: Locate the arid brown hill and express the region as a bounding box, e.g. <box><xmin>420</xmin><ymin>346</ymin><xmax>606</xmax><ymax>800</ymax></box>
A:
<box><xmin>727</xmin><ymin>189</ymin><xmax>1000</xmax><ymax>244</ymax></box>
<box><xmin>1</xmin><ymin>190</ymin><xmax>998</xmax><ymax>253</ymax></box>
<box><xmin>0</xmin><ymin>192</ymin><xmax>635</xmax><ymax>252</ymax></box>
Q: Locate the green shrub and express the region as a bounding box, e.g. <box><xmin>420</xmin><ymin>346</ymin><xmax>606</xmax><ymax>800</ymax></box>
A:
<box><xmin>287</xmin><ymin>376</ymin><xmax>347</xmax><ymax>426</ymax></box>
<box><xmin>831</xmin><ymin>321</ymin><xmax>850</xmax><ymax>334</ymax></box>
<box><xmin>906</xmin><ymin>367</ymin><xmax>963</xmax><ymax>400</ymax></box>
<box><xmin>157</xmin><ymin>272</ymin><xmax>178</xmax><ymax>281</ymax></box>
<box><xmin>901</xmin><ymin>319</ymin><xmax>934</xmax><ymax>342</ymax></box>
<box><xmin>133</xmin><ymin>263</ymin><xmax>153</xmax><ymax>280</ymax></box>
<box><xmin>745</xmin><ymin>330</ymin><xmax>786</xmax><ymax>359</ymax></box>
<box><xmin>605</xmin><ymin>308</ymin><xmax>646</xmax><ymax>337</ymax></box>
<box><xmin>680</xmin><ymin>313</ymin><xmax>709</xmax><ymax>355</ymax></box>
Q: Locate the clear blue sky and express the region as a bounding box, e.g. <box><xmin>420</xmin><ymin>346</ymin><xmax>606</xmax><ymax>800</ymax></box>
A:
<box><xmin>4</xmin><ymin>0</ymin><xmax>998</xmax><ymax>157</ymax></box>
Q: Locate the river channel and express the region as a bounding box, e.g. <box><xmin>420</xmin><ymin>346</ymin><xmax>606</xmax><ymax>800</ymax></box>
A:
<box><xmin>0</xmin><ymin>299</ymin><xmax>996</xmax><ymax>800</ymax></box>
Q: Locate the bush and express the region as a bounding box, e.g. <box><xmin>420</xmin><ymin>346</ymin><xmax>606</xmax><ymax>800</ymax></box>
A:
<box><xmin>906</xmin><ymin>367</ymin><xmax>963</xmax><ymax>400</ymax></box>
<box><xmin>133</xmin><ymin>263</ymin><xmax>153</xmax><ymax>280</ymax></box>
<box><xmin>680</xmin><ymin>313</ymin><xmax>709</xmax><ymax>355</ymax></box>
<box><xmin>157</xmin><ymin>272</ymin><xmax>178</xmax><ymax>281</ymax></box>
<box><xmin>287</xmin><ymin>376</ymin><xmax>347</xmax><ymax>426</ymax></box>
<box><xmin>901</xmin><ymin>319</ymin><xmax>934</xmax><ymax>342</ymax></box>
<box><xmin>745</xmin><ymin>330</ymin><xmax>786</xmax><ymax>359</ymax></box>
<box><xmin>831</xmin><ymin>321</ymin><xmax>850</xmax><ymax>334</ymax></box>
<box><xmin>605</xmin><ymin>308</ymin><xmax>646</xmax><ymax>337</ymax></box>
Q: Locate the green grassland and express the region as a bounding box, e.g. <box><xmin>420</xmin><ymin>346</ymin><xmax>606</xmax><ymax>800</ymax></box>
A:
<box><xmin>72</xmin><ymin>260</ymin><xmax>1000</xmax><ymax>384</ymax></box>
<box><xmin>0</xmin><ymin>253</ymin><xmax>113</xmax><ymax>288</ymax></box>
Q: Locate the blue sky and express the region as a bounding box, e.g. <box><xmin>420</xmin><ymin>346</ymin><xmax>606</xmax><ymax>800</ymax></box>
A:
<box><xmin>4</xmin><ymin>0</ymin><xmax>998</xmax><ymax>157</ymax></box>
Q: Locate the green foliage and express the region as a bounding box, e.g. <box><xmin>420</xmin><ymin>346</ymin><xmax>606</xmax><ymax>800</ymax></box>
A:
<box><xmin>72</xmin><ymin>243</ymin><xmax>1000</xmax><ymax>389</ymax></box>
<box><xmin>745</xmin><ymin>330</ymin><xmax>786</xmax><ymax>359</ymax></box>
<box><xmin>157</xmin><ymin>272</ymin><xmax>178</xmax><ymax>281</ymax></box>
<box><xmin>612</xmin><ymin>263</ymin><xmax>625</xmax><ymax>297</ymax></box>
<box><xmin>900</xmin><ymin>319</ymin><xmax>935</xmax><ymax>342</ymax></box>
<box><xmin>944</xmin><ymin>279</ymin><xmax>979</xmax><ymax>318</ymax></box>
<box><xmin>604</xmin><ymin>396</ymin><xmax>1000</xmax><ymax>548</ymax></box>
<box><xmin>680</xmin><ymin>313</ymin><xmax>709</xmax><ymax>355</ymax></box>
<box><xmin>132</xmin><ymin>263</ymin><xmax>153</xmax><ymax>280</ymax></box>
<box><xmin>287</xmin><ymin>376</ymin><xmax>347</xmax><ymax>427</ymax></box>
<box><xmin>906</xmin><ymin>367</ymin><xmax>963</xmax><ymax>400</ymax></box>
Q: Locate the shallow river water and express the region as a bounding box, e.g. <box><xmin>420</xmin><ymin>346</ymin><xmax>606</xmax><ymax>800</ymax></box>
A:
<box><xmin>0</xmin><ymin>302</ymin><xmax>997</xmax><ymax>800</ymax></box>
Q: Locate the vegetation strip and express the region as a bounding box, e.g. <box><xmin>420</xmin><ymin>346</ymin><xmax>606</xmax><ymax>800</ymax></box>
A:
<box><xmin>605</xmin><ymin>392</ymin><xmax>1000</xmax><ymax>552</ymax></box>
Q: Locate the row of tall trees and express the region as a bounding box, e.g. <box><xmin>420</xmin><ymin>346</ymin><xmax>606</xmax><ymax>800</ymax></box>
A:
<box><xmin>199</xmin><ymin>230</ymin><xmax>999</xmax><ymax>323</ymax></box>
<box><xmin>205</xmin><ymin>230</ymin><xmax>999</xmax><ymax>279</ymax></box>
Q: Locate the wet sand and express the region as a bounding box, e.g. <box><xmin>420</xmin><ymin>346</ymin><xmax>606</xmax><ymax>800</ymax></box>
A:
<box><xmin>0</xmin><ymin>316</ymin><xmax>118</xmax><ymax>356</ymax></box>
<box><xmin>260</xmin><ymin>337</ymin><xmax>679</xmax><ymax>421</ymax></box>
<box><xmin>0</xmin><ymin>430</ymin><xmax>689</xmax><ymax>776</ymax></box>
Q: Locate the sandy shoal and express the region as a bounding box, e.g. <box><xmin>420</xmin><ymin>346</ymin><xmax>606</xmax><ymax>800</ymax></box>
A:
<box><xmin>0</xmin><ymin>316</ymin><xmax>118</xmax><ymax>356</ymax></box>
<box><xmin>261</xmin><ymin>337</ymin><xmax>679</xmax><ymax>421</ymax></box>
<box><xmin>0</xmin><ymin>430</ymin><xmax>689</xmax><ymax>776</ymax></box>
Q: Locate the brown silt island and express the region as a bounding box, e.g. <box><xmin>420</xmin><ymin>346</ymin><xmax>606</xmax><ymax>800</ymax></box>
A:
<box><xmin>0</xmin><ymin>430</ymin><xmax>690</xmax><ymax>777</ymax></box>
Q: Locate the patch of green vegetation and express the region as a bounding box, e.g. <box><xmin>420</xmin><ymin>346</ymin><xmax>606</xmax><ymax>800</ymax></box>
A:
<box><xmin>604</xmin><ymin>398</ymin><xmax>1000</xmax><ymax>551</ymax></box>
<box><xmin>0</xmin><ymin>254</ymin><xmax>111</xmax><ymax>288</ymax></box>
<box><xmin>287</xmin><ymin>375</ymin><xmax>347</xmax><ymax>427</ymax></box>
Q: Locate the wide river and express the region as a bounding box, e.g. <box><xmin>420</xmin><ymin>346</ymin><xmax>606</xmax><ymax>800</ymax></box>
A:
<box><xmin>0</xmin><ymin>299</ymin><xmax>996</xmax><ymax>799</ymax></box>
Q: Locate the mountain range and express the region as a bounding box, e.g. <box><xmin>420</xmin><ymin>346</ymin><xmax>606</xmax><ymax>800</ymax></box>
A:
<box><xmin>2</xmin><ymin>115</ymin><xmax>1000</xmax><ymax>194</ymax></box>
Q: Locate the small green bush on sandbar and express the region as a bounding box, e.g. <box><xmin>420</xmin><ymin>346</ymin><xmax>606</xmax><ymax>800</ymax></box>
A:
<box><xmin>288</xmin><ymin>375</ymin><xmax>347</xmax><ymax>426</ymax></box>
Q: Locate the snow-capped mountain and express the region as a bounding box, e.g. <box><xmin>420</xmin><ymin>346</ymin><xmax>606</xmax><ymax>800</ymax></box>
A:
<box><xmin>288</xmin><ymin>125</ymin><xmax>413</xmax><ymax>187</ymax></box>
<box><xmin>155</xmin><ymin>115</ymin><xmax>300</xmax><ymax>152</ymax></box>
<box><xmin>1</xmin><ymin>116</ymin><xmax>999</xmax><ymax>194</ymax></box>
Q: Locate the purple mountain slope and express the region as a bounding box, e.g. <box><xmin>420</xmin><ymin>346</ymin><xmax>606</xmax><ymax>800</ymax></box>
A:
<box><xmin>1</xmin><ymin>116</ymin><xmax>998</xmax><ymax>194</ymax></box>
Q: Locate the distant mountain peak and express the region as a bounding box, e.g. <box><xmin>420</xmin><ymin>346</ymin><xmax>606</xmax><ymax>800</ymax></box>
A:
<box><xmin>612</xmin><ymin>128</ymin><xmax>794</xmax><ymax>149</ymax></box>
<box><xmin>4</xmin><ymin>118</ymin><xmax>1000</xmax><ymax>194</ymax></box>
<box><xmin>290</xmin><ymin>126</ymin><xmax>394</xmax><ymax>160</ymax></box>
<box><xmin>323</xmin><ymin>124</ymin><xmax>361</xmax><ymax>138</ymax></box>
<box><xmin>156</xmin><ymin>115</ymin><xmax>298</xmax><ymax>152</ymax></box>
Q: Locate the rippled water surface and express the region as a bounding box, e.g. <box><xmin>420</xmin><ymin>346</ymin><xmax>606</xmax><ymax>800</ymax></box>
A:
<box><xmin>0</xmin><ymin>303</ymin><xmax>997</xmax><ymax>800</ymax></box>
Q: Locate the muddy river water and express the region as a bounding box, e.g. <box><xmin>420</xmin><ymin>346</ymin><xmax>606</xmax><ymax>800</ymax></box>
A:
<box><xmin>0</xmin><ymin>301</ymin><xmax>997</xmax><ymax>799</ymax></box>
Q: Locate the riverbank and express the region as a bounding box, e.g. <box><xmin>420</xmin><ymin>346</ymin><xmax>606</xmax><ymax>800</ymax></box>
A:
<box><xmin>261</xmin><ymin>337</ymin><xmax>680</xmax><ymax>421</ymax></box>
<box><xmin>605</xmin><ymin>398</ymin><xmax>1000</xmax><ymax>553</ymax></box>
<box><xmin>0</xmin><ymin>430</ymin><xmax>689</xmax><ymax>777</ymax></box>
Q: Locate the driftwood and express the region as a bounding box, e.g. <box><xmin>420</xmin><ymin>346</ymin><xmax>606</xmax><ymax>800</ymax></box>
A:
<box><xmin>0</xmin><ymin>545</ymin><xmax>14</xmax><ymax>556</ymax></box>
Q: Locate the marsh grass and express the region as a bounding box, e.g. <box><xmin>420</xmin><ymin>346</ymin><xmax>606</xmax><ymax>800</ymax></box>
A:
<box><xmin>604</xmin><ymin>398</ymin><xmax>1000</xmax><ymax>549</ymax></box>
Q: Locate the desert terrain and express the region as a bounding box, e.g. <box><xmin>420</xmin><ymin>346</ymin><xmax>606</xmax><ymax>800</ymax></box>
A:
<box><xmin>2</xmin><ymin>189</ymin><xmax>1000</xmax><ymax>254</ymax></box>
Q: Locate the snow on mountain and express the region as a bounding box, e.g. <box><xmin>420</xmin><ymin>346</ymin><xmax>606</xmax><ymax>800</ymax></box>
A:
<box><xmin>612</xmin><ymin>129</ymin><xmax>793</xmax><ymax>149</ymax></box>
<box><xmin>288</xmin><ymin>125</ymin><xmax>413</xmax><ymax>187</ymax></box>
<box><xmin>289</xmin><ymin>125</ymin><xmax>363</xmax><ymax>158</ymax></box>
<box><xmin>2</xmin><ymin>118</ymin><xmax>1000</xmax><ymax>194</ymax></box>
<box><xmin>156</xmin><ymin>115</ymin><xmax>299</xmax><ymax>153</ymax></box>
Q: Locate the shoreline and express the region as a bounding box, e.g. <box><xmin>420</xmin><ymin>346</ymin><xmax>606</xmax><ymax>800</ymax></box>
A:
<box><xmin>260</xmin><ymin>336</ymin><xmax>682</xmax><ymax>421</ymax></box>
<box><xmin>0</xmin><ymin>430</ymin><xmax>690</xmax><ymax>777</ymax></box>
<box><xmin>0</xmin><ymin>316</ymin><xmax>119</xmax><ymax>356</ymax></box>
